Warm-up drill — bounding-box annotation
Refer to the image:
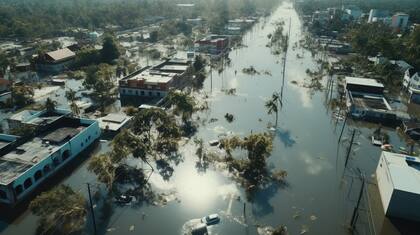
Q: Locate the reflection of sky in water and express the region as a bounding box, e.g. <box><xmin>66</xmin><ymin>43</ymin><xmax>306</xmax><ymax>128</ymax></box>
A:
<box><xmin>298</xmin><ymin>152</ymin><xmax>333</xmax><ymax>175</ymax></box>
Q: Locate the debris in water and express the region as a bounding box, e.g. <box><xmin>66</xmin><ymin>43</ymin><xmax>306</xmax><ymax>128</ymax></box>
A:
<box><xmin>129</xmin><ymin>225</ymin><xmax>135</xmax><ymax>231</ymax></box>
<box><xmin>107</xmin><ymin>228</ymin><xmax>116</xmax><ymax>232</ymax></box>
<box><xmin>310</xmin><ymin>215</ymin><xmax>317</xmax><ymax>221</ymax></box>
<box><xmin>300</xmin><ymin>225</ymin><xmax>309</xmax><ymax>234</ymax></box>
<box><xmin>225</xmin><ymin>113</ymin><xmax>235</xmax><ymax>123</ymax></box>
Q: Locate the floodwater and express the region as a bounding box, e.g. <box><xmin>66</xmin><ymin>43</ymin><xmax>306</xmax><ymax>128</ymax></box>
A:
<box><xmin>0</xmin><ymin>2</ymin><xmax>414</xmax><ymax>235</ymax></box>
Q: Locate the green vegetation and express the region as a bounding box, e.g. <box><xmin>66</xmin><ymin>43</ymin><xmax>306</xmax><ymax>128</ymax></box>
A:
<box><xmin>0</xmin><ymin>0</ymin><xmax>279</xmax><ymax>39</ymax></box>
<box><xmin>44</xmin><ymin>98</ymin><xmax>57</xmax><ymax>114</ymax></box>
<box><xmin>265</xmin><ymin>92</ymin><xmax>282</xmax><ymax>126</ymax></box>
<box><xmin>83</xmin><ymin>64</ymin><xmax>117</xmax><ymax>112</ymax></box>
<box><xmin>10</xmin><ymin>85</ymin><xmax>34</xmax><ymax>108</ymax></box>
<box><xmin>74</xmin><ymin>34</ymin><xmax>121</xmax><ymax>68</ymax></box>
<box><xmin>219</xmin><ymin>133</ymin><xmax>287</xmax><ymax>197</ymax></box>
<box><xmin>65</xmin><ymin>89</ymin><xmax>80</xmax><ymax>116</ymax></box>
<box><xmin>29</xmin><ymin>185</ymin><xmax>87</xmax><ymax>235</ymax></box>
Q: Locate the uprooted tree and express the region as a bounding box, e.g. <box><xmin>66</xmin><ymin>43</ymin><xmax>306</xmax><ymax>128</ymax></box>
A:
<box><xmin>29</xmin><ymin>185</ymin><xmax>87</xmax><ymax>235</ymax></box>
<box><xmin>219</xmin><ymin>132</ymin><xmax>287</xmax><ymax>197</ymax></box>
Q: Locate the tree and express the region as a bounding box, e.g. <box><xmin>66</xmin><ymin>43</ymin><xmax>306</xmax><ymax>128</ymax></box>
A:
<box><xmin>66</xmin><ymin>89</ymin><xmax>80</xmax><ymax>116</ymax></box>
<box><xmin>11</xmin><ymin>85</ymin><xmax>34</xmax><ymax>107</ymax></box>
<box><xmin>44</xmin><ymin>97</ymin><xmax>57</xmax><ymax>114</ymax></box>
<box><xmin>193</xmin><ymin>55</ymin><xmax>206</xmax><ymax>72</ymax></box>
<box><xmin>88</xmin><ymin>153</ymin><xmax>117</xmax><ymax>190</ymax></box>
<box><xmin>265</xmin><ymin>92</ymin><xmax>282</xmax><ymax>126</ymax></box>
<box><xmin>29</xmin><ymin>185</ymin><xmax>87</xmax><ymax>235</ymax></box>
<box><xmin>0</xmin><ymin>50</ymin><xmax>9</xmax><ymax>74</ymax></box>
<box><xmin>166</xmin><ymin>90</ymin><xmax>196</xmax><ymax>123</ymax></box>
<box><xmin>101</xmin><ymin>34</ymin><xmax>121</xmax><ymax>63</ymax></box>
<box><xmin>83</xmin><ymin>64</ymin><xmax>117</xmax><ymax>112</ymax></box>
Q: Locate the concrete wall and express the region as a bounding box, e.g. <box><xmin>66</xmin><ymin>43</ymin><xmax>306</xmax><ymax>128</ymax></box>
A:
<box><xmin>376</xmin><ymin>154</ymin><xmax>394</xmax><ymax>214</ymax></box>
<box><xmin>387</xmin><ymin>190</ymin><xmax>420</xmax><ymax>221</ymax></box>
<box><xmin>4</xmin><ymin>119</ymin><xmax>100</xmax><ymax>205</ymax></box>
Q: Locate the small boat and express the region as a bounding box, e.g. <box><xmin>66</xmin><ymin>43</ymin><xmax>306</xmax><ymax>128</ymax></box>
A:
<box><xmin>371</xmin><ymin>136</ymin><xmax>383</xmax><ymax>146</ymax></box>
<box><xmin>381</xmin><ymin>144</ymin><xmax>393</xmax><ymax>151</ymax></box>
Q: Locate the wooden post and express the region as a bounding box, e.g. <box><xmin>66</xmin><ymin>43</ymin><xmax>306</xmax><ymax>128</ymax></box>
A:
<box><xmin>351</xmin><ymin>176</ymin><xmax>365</xmax><ymax>229</ymax></box>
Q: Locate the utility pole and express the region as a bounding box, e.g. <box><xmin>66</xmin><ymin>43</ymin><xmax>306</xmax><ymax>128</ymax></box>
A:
<box><xmin>338</xmin><ymin>115</ymin><xmax>348</xmax><ymax>143</ymax></box>
<box><xmin>350</xmin><ymin>175</ymin><xmax>365</xmax><ymax>230</ymax></box>
<box><xmin>87</xmin><ymin>183</ymin><xmax>97</xmax><ymax>235</ymax></box>
<box><xmin>344</xmin><ymin>129</ymin><xmax>356</xmax><ymax>168</ymax></box>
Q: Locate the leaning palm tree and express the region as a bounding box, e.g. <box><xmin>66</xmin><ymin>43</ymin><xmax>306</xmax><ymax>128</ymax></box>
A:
<box><xmin>265</xmin><ymin>99</ymin><xmax>278</xmax><ymax>126</ymax></box>
<box><xmin>265</xmin><ymin>92</ymin><xmax>283</xmax><ymax>126</ymax></box>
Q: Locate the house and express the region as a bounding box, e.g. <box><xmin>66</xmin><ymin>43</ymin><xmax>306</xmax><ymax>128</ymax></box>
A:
<box><xmin>402</xmin><ymin>68</ymin><xmax>420</xmax><ymax>104</ymax></box>
<box><xmin>0</xmin><ymin>114</ymin><xmax>100</xmax><ymax>206</ymax></box>
<box><xmin>345</xmin><ymin>77</ymin><xmax>396</xmax><ymax>124</ymax></box>
<box><xmin>119</xmin><ymin>59</ymin><xmax>191</xmax><ymax>98</ymax></box>
<box><xmin>401</xmin><ymin>120</ymin><xmax>420</xmax><ymax>140</ymax></box>
<box><xmin>35</xmin><ymin>48</ymin><xmax>76</xmax><ymax>74</ymax></box>
<box><xmin>343</xmin><ymin>6</ymin><xmax>362</xmax><ymax>20</ymax></box>
<box><xmin>391</xmin><ymin>13</ymin><xmax>409</xmax><ymax>31</ymax></box>
<box><xmin>195</xmin><ymin>35</ymin><xmax>229</xmax><ymax>55</ymax></box>
<box><xmin>376</xmin><ymin>152</ymin><xmax>420</xmax><ymax>221</ymax></box>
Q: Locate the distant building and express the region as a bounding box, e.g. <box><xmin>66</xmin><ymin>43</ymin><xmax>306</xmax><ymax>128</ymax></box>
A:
<box><xmin>119</xmin><ymin>59</ymin><xmax>191</xmax><ymax>98</ymax></box>
<box><xmin>34</xmin><ymin>48</ymin><xmax>76</xmax><ymax>74</ymax></box>
<box><xmin>0</xmin><ymin>113</ymin><xmax>100</xmax><ymax>206</ymax></box>
<box><xmin>195</xmin><ymin>35</ymin><xmax>229</xmax><ymax>55</ymax></box>
<box><xmin>7</xmin><ymin>109</ymin><xmax>72</xmax><ymax>130</ymax></box>
<box><xmin>0</xmin><ymin>78</ymin><xmax>11</xmax><ymax>104</ymax></box>
<box><xmin>376</xmin><ymin>152</ymin><xmax>420</xmax><ymax>221</ymax></box>
<box><xmin>391</xmin><ymin>13</ymin><xmax>409</xmax><ymax>31</ymax></box>
<box><xmin>343</xmin><ymin>6</ymin><xmax>362</xmax><ymax>20</ymax></box>
<box><xmin>345</xmin><ymin>77</ymin><xmax>395</xmax><ymax>124</ymax></box>
<box><xmin>368</xmin><ymin>9</ymin><xmax>390</xmax><ymax>23</ymax></box>
<box><xmin>403</xmin><ymin>68</ymin><xmax>420</xmax><ymax>104</ymax></box>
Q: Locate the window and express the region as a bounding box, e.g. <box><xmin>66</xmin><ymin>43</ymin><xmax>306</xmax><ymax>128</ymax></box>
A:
<box><xmin>88</xmin><ymin>136</ymin><xmax>91</xmax><ymax>140</ymax></box>
<box><xmin>141</xmin><ymin>91</ymin><xmax>145</xmax><ymax>96</ymax></box>
<box><xmin>157</xmin><ymin>92</ymin><xmax>161</xmax><ymax>97</ymax></box>
<box><xmin>122</xmin><ymin>89</ymin><xmax>126</xmax><ymax>94</ymax></box>
<box><xmin>62</xmin><ymin>150</ymin><xmax>70</xmax><ymax>161</ymax></box>
<box><xmin>81</xmin><ymin>142</ymin><xmax>84</xmax><ymax>147</ymax></box>
<box><xmin>24</xmin><ymin>178</ymin><xmax>33</xmax><ymax>189</ymax></box>
<box><xmin>149</xmin><ymin>91</ymin><xmax>152</xmax><ymax>96</ymax></box>
<box><xmin>34</xmin><ymin>170</ymin><xmax>43</xmax><ymax>181</ymax></box>
<box><xmin>15</xmin><ymin>185</ymin><xmax>23</xmax><ymax>195</ymax></box>
<box><xmin>0</xmin><ymin>190</ymin><xmax>7</xmax><ymax>199</ymax></box>
<box><xmin>53</xmin><ymin>157</ymin><xmax>60</xmax><ymax>166</ymax></box>
<box><xmin>135</xmin><ymin>90</ymin><xmax>139</xmax><ymax>95</ymax></box>
<box><xmin>43</xmin><ymin>165</ymin><xmax>51</xmax><ymax>174</ymax></box>
<box><xmin>85</xmin><ymin>138</ymin><xmax>88</xmax><ymax>143</ymax></box>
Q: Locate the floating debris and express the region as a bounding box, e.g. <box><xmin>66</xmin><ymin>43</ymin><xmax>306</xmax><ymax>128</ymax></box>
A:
<box><xmin>242</xmin><ymin>66</ymin><xmax>260</xmax><ymax>75</ymax></box>
<box><xmin>310</xmin><ymin>215</ymin><xmax>317</xmax><ymax>221</ymax></box>
<box><xmin>300</xmin><ymin>225</ymin><xmax>309</xmax><ymax>234</ymax></box>
<box><xmin>225</xmin><ymin>113</ymin><xmax>235</xmax><ymax>123</ymax></box>
<box><xmin>129</xmin><ymin>225</ymin><xmax>135</xmax><ymax>231</ymax></box>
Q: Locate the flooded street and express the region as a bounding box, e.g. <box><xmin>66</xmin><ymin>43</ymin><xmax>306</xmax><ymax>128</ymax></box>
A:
<box><xmin>0</xmin><ymin>2</ymin><xmax>411</xmax><ymax>235</ymax></box>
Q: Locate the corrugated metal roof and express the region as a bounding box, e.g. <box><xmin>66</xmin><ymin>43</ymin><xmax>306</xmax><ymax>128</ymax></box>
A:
<box><xmin>46</xmin><ymin>48</ymin><xmax>75</xmax><ymax>62</ymax></box>
<box><xmin>345</xmin><ymin>77</ymin><xmax>384</xmax><ymax>88</ymax></box>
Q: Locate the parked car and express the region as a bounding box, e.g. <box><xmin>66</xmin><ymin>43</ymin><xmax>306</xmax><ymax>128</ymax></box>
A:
<box><xmin>201</xmin><ymin>213</ymin><xmax>220</xmax><ymax>225</ymax></box>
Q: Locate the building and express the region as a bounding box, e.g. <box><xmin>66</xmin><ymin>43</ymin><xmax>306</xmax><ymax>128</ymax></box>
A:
<box><xmin>376</xmin><ymin>152</ymin><xmax>420</xmax><ymax>221</ymax></box>
<box><xmin>345</xmin><ymin>77</ymin><xmax>395</xmax><ymax>124</ymax></box>
<box><xmin>368</xmin><ymin>9</ymin><xmax>390</xmax><ymax>23</ymax></box>
<box><xmin>391</xmin><ymin>13</ymin><xmax>409</xmax><ymax>31</ymax></box>
<box><xmin>119</xmin><ymin>59</ymin><xmax>191</xmax><ymax>98</ymax></box>
<box><xmin>402</xmin><ymin>68</ymin><xmax>420</xmax><ymax>104</ymax></box>
<box><xmin>0</xmin><ymin>114</ymin><xmax>100</xmax><ymax>206</ymax></box>
<box><xmin>35</xmin><ymin>48</ymin><xmax>76</xmax><ymax>74</ymax></box>
<box><xmin>402</xmin><ymin>120</ymin><xmax>420</xmax><ymax>140</ymax></box>
<box><xmin>343</xmin><ymin>6</ymin><xmax>362</xmax><ymax>20</ymax></box>
<box><xmin>7</xmin><ymin>109</ymin><xmax>72</xmax><ymax>130</ymax></box>
<box><xmin>97</xmin><ymin>113</ymin><xmax>132</xmax><ymax>132</ymax></box>
<box><xmin>195</xmin><ymin>35</ymin><xmax>229</xmax><ymax>55</ymax></box>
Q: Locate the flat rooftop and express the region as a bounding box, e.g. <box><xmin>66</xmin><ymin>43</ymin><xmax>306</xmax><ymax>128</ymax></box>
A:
<box><xmin>126</xmin><ymin>70</ymin><xmax>174</xmax><ymax>84</ymax></box>
<box><xmin>382</xmin><ymin>152</ymin><xmax>420</xmax><ymax>195</ymax></box>
<box><xmin>352</xmin><ymin>94</ymin><xmax>390</xmax><ymax>110</ymax></box>
<box><xmin>345</xmin><ymin>77</ymin><xmax>384</xmax><ymax>88</ymax></box>
<box><xmin>97</xmin><ymin>113</ymin><xmax>132</xmax><ymax>131</ymax></box>
<box><xmin>0</xmin><ymin>125</ymin><xmax>85</xmax><ymax>186</ymax></box>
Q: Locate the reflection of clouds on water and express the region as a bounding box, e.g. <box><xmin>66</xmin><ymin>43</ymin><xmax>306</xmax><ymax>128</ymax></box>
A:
<box><xmin>299</xmin><ymin>152</ymin><xmax>332</xmax><ymax>175</ymax></box>
<box><xmin>276</xmin><ymin>128</ymin><xmax>296</xmax><ymax>147</ymax></box>
<box><xmin>252</xmin><ymin>182</ymin><xmax>281</xmax><ymax>217</ymax></box>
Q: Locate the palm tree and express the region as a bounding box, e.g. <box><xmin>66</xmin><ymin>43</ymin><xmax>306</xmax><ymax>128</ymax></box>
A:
<box><xmin>265</xmin><ymin>92</ymin><xmax>282</xmax><ymax>126</ymax></box>
<box><xmin>66</xmin><ymin>89</ymin><xmax>80</xmax><ymax>116</ymax></box>
<box><xmin>45</xmin><ymin>98</ymin><xmax>57</xmax><ymax>114</ymax></box>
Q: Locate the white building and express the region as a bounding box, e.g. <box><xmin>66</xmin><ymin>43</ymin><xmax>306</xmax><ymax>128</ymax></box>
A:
<box><xmin>368</xmin><ymin>9</ymin><xmax>389</xmax><ymax>23</ymax></box>
<box><xmin>376</xmin><ymin>152</ymin><xmax>420</xmax><ymax>221</ymax></box>
<box><xmin>0</xmin><ymin>114</ymin><xmax>100</xmax><ymax>206</ymax></box>
<box><xmin>403</xmin><ymin>68</ymin><xmax>420</xmax><ymax>104</ymax></box>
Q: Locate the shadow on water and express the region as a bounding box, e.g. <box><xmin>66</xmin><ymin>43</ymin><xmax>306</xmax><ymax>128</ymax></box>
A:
<box><xmin>275</xmin><ymin>128</ymin><xmax>296</xmax><ymax>147</ymax></box>
<box><xmin>251</xmin><ymin>182</ymin><xmax>285</xmax><ymax>217</ymax></box>
<box><xmin>0</xmin><ymin>141</ymin><xmax>100</xmax><ymax>233</ymax></box>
